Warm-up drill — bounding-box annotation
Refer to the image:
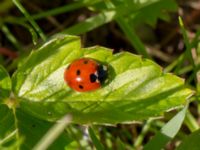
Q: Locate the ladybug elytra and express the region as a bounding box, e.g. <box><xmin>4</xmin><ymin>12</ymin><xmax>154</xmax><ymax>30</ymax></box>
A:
<box><xmin>64</xmin><ymin>58</ymin><xmax>108</xmax><ymax>92</ymax></box>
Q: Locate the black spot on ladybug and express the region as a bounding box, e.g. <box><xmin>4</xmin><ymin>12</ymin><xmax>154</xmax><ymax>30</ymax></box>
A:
<box><xmin>76</xmin><ymin>69</ymin><xmax>81</xmax><ymax>75</ymax></box>
<box><xmin>90</xmin><ymin>74</ymin><xmax>97</xmax><ymax>83</ymax></box>
<box><xmin>84</xmin><ymin>60</ymin><xmax>88</xmax><ymax>64</ymax></box>
<box><xmin>79</xmin><ymin>85</ymin><xmax>84</xmax><ymax>89</ymax></box>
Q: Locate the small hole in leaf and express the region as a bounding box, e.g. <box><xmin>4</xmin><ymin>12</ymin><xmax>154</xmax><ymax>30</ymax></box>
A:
<box><xmin>48</xmin><ymin>112</ymin><xmax>52</xmax><ymax>116</ymax></box>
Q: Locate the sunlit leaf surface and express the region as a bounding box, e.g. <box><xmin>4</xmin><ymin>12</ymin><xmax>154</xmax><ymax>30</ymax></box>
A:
<box><xmin>12</xmin><ymin>35</ymin><xmax>192</xmax><ymax>124</ymax></box>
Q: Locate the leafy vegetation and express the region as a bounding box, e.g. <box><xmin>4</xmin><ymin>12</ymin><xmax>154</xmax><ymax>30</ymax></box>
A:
<box><xmin>0</xmin><ymin>0</ymin><xmax>200</xmax><ymax>149</ymax></box>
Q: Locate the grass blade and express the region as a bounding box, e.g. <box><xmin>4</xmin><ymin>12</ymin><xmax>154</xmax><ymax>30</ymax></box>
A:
<box><xmin>88</xmin><ymin>127</ymin><xmax>104</xmax><ymax>150</ymax></box>
<box><xmin>116</xmin><ymin>17</ymin><xmax>149</xmax><ymax>57</ymax></box>
<box><xmin>104</xmin><ymin>0</ymin><xmax>149</xmax><ymax>57</ymax></box>
<box><xmin>184</xmin><ymin>111</ymin><xmax>199</xmax><ymax>132</ymax></box>
<box><xmin>178</xmin><ymin>17</ymin><xmax>195</xmax><ymax>66</ymax></box>
<box><xmin>23</xmin><ymin>0</ymin><xmax>101</xmax><ymax>20</ymax></box>
<box><xmin>1</xmin><ymin>24</ymin><xmax>22</xmax><ymax>51</ymax></box>
<box><xmin>174</xmin><ymin>17</ymin><xmax>195</xmax><ymax>73</ymax></box>
<box><xmin>12</xmin><ymin>0</ymin><xmax>47</xmax><ymax>41</ymax></box>
<box><xmin>62</xmin><ymin>10</ymin><xmax>115</xmax><ymax>35</ymax></box>
<box><xmin>143</xmin><ymin>103</ymin><xmax>188</xmax><ymax>150</ymax></box>
<box><xmin>2</xmin><ymin>18</ymin><xmax>38</xmax><ymax>45</ymax></box>
<box><xmin>134</xmin><ymin>119</ymin><xmax>153</xmax><ymax>148</ymax></box>
<box><xmin>33</xmin><ymin>115</ymin><xmax>72</xmax><ymax>150</ymax></box>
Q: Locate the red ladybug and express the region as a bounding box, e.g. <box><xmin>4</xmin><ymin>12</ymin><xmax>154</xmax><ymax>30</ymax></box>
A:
<box><xmin>64</xmin><ymin>58</ymin><xmax>108</xmax><ymax>92</ymax></box>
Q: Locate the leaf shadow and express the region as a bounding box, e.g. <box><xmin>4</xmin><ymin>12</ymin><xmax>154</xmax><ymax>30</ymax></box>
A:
<box><xmin>75</xmin><ymin>85</ymin><xmax>188</xmax><ymax>123</ymax></box>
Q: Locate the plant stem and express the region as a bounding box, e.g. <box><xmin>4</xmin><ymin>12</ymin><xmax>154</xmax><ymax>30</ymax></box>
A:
<box><xmin>0</xmin><ymin>129</ymin><xmax>18</xmax><ymax>145</ymax></box>
<box><xmin>134</xmin><ymin>119</ymin><xmax>153</xmax><ymax>148</ymax></box>
<box><xmin>184</xmin><ymin>111</ymin><xmax>199</xmax><ymax>132</ymax></box>
<box><xmin>12</xmin><ymin>108</ymin><xmax>20</xmax><ymax>150</ymax></box>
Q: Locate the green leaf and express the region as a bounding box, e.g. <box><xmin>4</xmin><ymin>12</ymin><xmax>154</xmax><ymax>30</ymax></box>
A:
<box><xmin>12</xmin><ymin>34</ymin><xmax>193</xmax><ymax>124</ymax></box>
<box><xmin>62</xmin><ymin>1</ymin><xmax>154</xmax><ymax>35</ymax></box>
<box><xmin>176</xmin><ymin>129</ymin><xmax>200</xmax><ymax>150</ymax></box>
<box><xmin>143</xmin><ymin>104</ymin><xmax>188</xmax><ymax>150</ymax></box>
<box><xmin>0</xmin><ymin>105</ymin><xmax>16</xmax><ymax>147</ymax></box>
<box><xmin>129</xmin><ymin>0</ymin><xmax>178</xmax><ymax>27</ymax></box>
<box><xmin>0</xmin><ymin>65</ymin><xmax>11</xmax><ymax>101</ymax></box>
<box><xmin>12</xmin><ymin>34</ymin><xmax>81</xmax><ymax>96</ymax></box>
<box><xmin>62</xmin><ymin>0</ymin><xmax>177</xmax><ymax>36</ymax></box>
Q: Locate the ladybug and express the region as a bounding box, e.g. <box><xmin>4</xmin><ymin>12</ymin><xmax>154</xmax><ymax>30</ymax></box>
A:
<box><xmin>64</xmin><ymin>58</ymin><xmax>108</xmax><ymax>92</ymax></box>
